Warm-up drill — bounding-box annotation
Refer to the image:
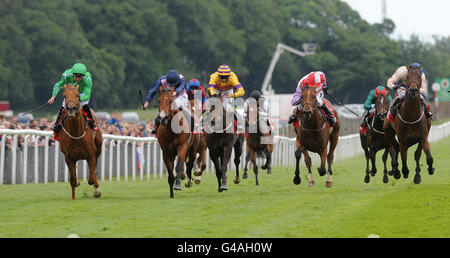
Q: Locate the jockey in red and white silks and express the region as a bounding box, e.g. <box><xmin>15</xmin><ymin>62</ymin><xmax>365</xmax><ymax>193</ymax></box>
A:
<box><xmin>289</xmin><ymin>71</ymin><xmax>336</xmax><ymax>127</ymax></box>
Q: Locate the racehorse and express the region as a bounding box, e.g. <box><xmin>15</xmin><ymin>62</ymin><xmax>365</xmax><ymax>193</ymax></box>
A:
<box><xmin>242</xmin><ymin>98</ymin><xmax>274</xmax><ymax>185</ymax></box>
<box><xmin>360</xmin><ymin>91</ymin><xmax>393</xmax><ymax>183</ymax></box>
<box><xmin>292</xmin><ymin>85</ymin><xmax>340</xmax><ymax>187</ymax></box>
<box><xmin>156</xmin><ymin>87</ymin><xmax>199</xmax><ymax>198</ymax></box>
<box><xmin>204</xmin><ymin>94</ymin><xmax>243</xmax><ymax>192</ymax></box>
<box><xmin>383</xmin><ymin>65</ymin><xmax>434</xmax><ymax>184</ymax></box>
<box><xmin>57</xmin><ymin>84</ymin><xmax>103</xmax><ymax>200</ymax></box>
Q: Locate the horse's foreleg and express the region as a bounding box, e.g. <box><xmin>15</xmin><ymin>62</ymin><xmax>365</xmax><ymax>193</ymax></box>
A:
<box><xmin>194</xmin><ymin>148</ymin><xmax>207</xmax><ymax>184</ymax></box>
<box><xmin>293</xmin><ymin>147</ymin><xmax>302</xmax><ymax>185</ymax></box>
<box><xmin>413</xmin><ymin>143</ymin><xmax>423</xmax><ymax>184</ymax></box>
<box><xmin>369</xmin><ymin>148</ymin><xmax>377</xmax><ymax>177</ymax></box>
<box><xmin>65</xmin><ymin>158</ymin><xmax>78</xmax><ymax>200</ymax></box>
<box><xmin>162</xmin><ymin>153</ymin><xmax>175</xmax><ymax>198</ymax></box>
<box><xmin>382</xmin><ymin>148</ymin><xmax>389</xmax><ymax>184</ymax></box>
<box><xmin>264</xmin><ymin>147</ymin><xmax>273</xmax><ymax>175</ymax></box>
<box><xmin>219</xmin><ymin>145</ymin><xmax>233</xmax><ymax>192</ymax></box>
<box><xmin>317</xmin><ymin>147</ymin><xmax>327</xmax><ymax>177</ymax></box>
<box><xmin>175</xmin><ymin>144</ymin><xmax>188</xmax><ymax>191</ymax></box>
<box><xmin>87</xmin><ymin>156</ymin><xmax>101</xmax><ymax>198</ymax></box>
<box><xmin>384</xmin><ymin>121</ymin><xmax>400</xmax><ymax>178</ymax></box>
<box><xmin>303</xmin><ymin>150</ymin><xmax>314</xmax><ymax>186</ymax></box>
<box><xmin>422</xmin><ymin>139</ymin><xmax>434</xmax><ymax>176</ymax></box>
<box><xmin>400</xmin><ymin>143</ymin><xmax>409</xmax><ymax>179</ymax></box>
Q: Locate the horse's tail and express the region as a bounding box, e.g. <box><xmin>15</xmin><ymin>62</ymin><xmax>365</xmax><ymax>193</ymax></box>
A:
<box><xmin>255</xmin><ymin>148</ymin><xmax>266</xmax><ymax>158</ymax></box>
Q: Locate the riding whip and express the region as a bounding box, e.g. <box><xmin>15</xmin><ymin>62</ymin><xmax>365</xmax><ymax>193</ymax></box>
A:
<box><xmin>23</xmin><ymin>102</ymin><xmax>50</xmax><ymax>115</ymax></box>
<box><xmin>139</xmin><ymin>90</ymin><xmax>145</xmax><ymax>109</ymax></box>
<box><xmin>325</xmin><ymin>92</ymin><xmax>361</xmax><ymax>117</ymax></box>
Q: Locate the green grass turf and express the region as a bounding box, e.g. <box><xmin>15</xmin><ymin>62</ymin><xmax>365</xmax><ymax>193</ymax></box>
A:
<box><xmin>0</xmin><ymin>137</ymin><xmax>449</xmax><ymax>238</ymax></box>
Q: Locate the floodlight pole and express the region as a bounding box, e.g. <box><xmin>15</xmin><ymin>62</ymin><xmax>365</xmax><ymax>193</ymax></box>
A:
<box><xmin>260</xmin><ymin>43</ymin><xmax>316</xmax><ymax>95</ymax></box>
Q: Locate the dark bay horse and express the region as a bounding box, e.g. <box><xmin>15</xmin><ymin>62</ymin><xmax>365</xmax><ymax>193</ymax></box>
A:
<box><xmin>156</xmin><ymin>87</ymin><xmax>199</xmax><ymax>198</ymax></box>
<box><xmin>204</xmin><ymin>95</ymin><xmax>243</xmax><ymax>192</ymax></box>
<box><xmin>292</xmin><ymin>85</ymin><xmax>340</xmax><ymax>187</ymax></box>
<box><xmin>383</xmin><ymin>65</ymin><xmax>434</xmax><ymax>184</ymax></box>
<box><xmin>58</xmin><ymin>84</ymin><xmax>103</xmax><ymax>200</ymax></box>
<box><xmin>242</xmin><ymin>98</ymin><xmax>274</xmax><ymax>185</ymax></box>
<box><xmin>360</xmin><ymin>91</ymin><xmax>393</xmax><ymax>183</ymax></box>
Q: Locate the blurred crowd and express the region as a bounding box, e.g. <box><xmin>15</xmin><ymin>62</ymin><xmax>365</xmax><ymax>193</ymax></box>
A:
<box><xmin>0</xmin><ymin>112</ymin><xmax>155</xmax><ymax>150</ymax></box>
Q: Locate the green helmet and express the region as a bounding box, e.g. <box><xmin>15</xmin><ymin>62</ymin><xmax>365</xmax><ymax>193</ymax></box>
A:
<box><xmin>72</xmin><ymin>63</ymin><xmax>87</xmax><ymax>75</ymax></box>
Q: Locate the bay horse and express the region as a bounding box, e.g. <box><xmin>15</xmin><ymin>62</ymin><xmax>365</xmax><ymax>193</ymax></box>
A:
<box><xmin>156</xmin><ymin>87</ymin><xmax>199</xmax><ymax>198</ymax></box>
<box><xmin>360</xmin><ymin>91</ymin><xmax>393</xmax><ymax>183</ymax></box>
<box><xmin>242</xmin><ymin>98</ymin><xmax>274</xmax><ymax>185</ymax></box>
<box><xmin>204</xmin><ymin>94</ymin><xmax>243</xmax><ymax>192</ymax></box>
<box><xmin>58</xmin><ymin>84</ymin><xmax>103</xmax><ymax>200</ymax></box>
<box><xmin>383</xmin><ymin>65</ymin><xmax>434</xmax><ymax>184</ymax></box>
<box><xmin>292</xmin><ymin>85</ymin><xmax>340</xmax><ymax>187</ymax></box>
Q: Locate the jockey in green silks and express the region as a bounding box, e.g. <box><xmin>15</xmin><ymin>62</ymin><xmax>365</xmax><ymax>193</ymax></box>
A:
<box><xmin>48</xmin><ymin>63</ymin><xmax>98</xmax><ymax>132</ymax></box>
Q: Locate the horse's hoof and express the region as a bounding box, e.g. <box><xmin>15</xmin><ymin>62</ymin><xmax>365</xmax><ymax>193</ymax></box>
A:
<box><xmin>76</xmin><ymin>180</ymin><xmax>81</xmax><ymax>187</ymax></box>
<box><xmin>194</xmin><ymin>177</ymin><xmax>201</xmax><ymax>185</ymax></box>
<box><xmin>370</xmin><ymin>169</ymin><xmax>377</xmax><ymax>177</ymax></box>
<box><xmin>364</xmin><ymin>175</ymin><xmax>370</xmax><ymax>183</ymax></box>
<box><xmin>242</xmin><ymin>172</ymin><xmax>248</xmax><ymax>179</ymax></box>
<box><xmin>185</xmin><ymin>180</ymin><xmax>192</xmax><ymax>188</ymax></box>
<box><xmin>383</xmin><ymin>175</ymin><xmax>389</xmax><ymax>184</ymax></box>
<box><xmin>414</xmin><ymin>174</ymin><xmax>421</xmax><ymax>184</ymax></box>
<box><xmin>308</xmin><ymin>181</ymin><xmax>315</xmax><ymax>187</ymax></box>
<box><xmin>388</xmin><ymin>170</ymin><xmax>393</xmax><ymax>176</ymax></box>
<box><xmin>317</xmin><ymin>168</ymin><xmax>326</xmax><ymax>177</ymax></box>
<box><xmin>293</xmin><ymin>176</ymin><xmax>301</xmax><ymax>185</ymax></box>
<box><xmin>267</xmin><ymin>169</ymin><xmax>272</xmax><ymax>175</ymax></box>
<box><xmin>193</xmin><ymin>171</ymin><xmax>202</xmax><ymax>177</ymax></box>
<box><xmin>261</xmin><ymin>165</ymin><xmax>268</xmax><ymax>170</ymax></box>
<box><xmin>325</xmin><ymin>181</ymin><xmax>333</xmax><ymax>188</ymax></box>
<box><xmin>219</xmin><ymin>185</ymin><xmax>228</xmax><ymax>192</ymax></box>
<box><xmin>428</xmin><ymin>167</ymin><xmax>435</xmax><ymax>175</ymax></box>
<box><xmin>233</xmin><ymin>177</ymin><xmax>240</xmax><ymax>184</ymax></box>
<box><xmin>393</xmin><ymin>169</ymin><xmax>401</xmax><ymax>179</ymax></box>
<box><xmin>180</xmin><ymin>173</ymin><xmax>186</xmax><ymax>180</ymax></box>
<box><xmin>174</xmin><ymin>185</ymin><xmax>182</xmax><ymax>191</ymax></box>
<box><xmin>93</xmin><ymin>189</ymin><xmax>101</xmax><ymax>198</ymax></box>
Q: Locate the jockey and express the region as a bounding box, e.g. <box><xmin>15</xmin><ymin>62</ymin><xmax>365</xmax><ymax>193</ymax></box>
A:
<box><xmin>187</xmin><ymin>78</ymin><xmax>207</xmax><ymax>133</ymax></box>
<box><xmin>360</xmin><ymin>86</ymin><xmax>392</xmax><ymax>133</ymax></box>
<box><xmin>243</xmin><ymin>90</ymin><xmax>272</xmax><ymax>133</ymax></box>
<box><xmin>208</xmin><ymin>64</ymin><xmax>245</xmax><ymax>131</ymax></box>
<box><xmin>288</xmin><ymin>71</ymin><xmax>337</xmax><ymax>127</ymax></box>
<box><xmin>386</xmin><ymin>62</ymin><xmax>432</xmax><ymax>122</ymax></box>
<box><xmin>143</xmin><ymin>70</ymin><xmax>191</xmax><ymax>134</ymax></box>
<box><xmin>48</xmin><ymin>62</ymin><xmax>98</xmax><ymax>133</ymax></box>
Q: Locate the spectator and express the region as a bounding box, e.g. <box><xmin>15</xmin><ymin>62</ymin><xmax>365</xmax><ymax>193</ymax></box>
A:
<box><xmin>107</xmin><ymin>112</ymin><xmax>122</xmax><ymax>133</ymax></box>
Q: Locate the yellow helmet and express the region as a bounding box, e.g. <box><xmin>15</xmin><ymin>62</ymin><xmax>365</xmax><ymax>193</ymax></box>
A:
<box><xmin>217</xmin><ymin>64</ymin><xmax>231</xmax><ymax>76</ymax></box>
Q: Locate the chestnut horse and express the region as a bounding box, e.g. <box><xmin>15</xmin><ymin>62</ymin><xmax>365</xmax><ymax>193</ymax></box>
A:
<box><xmin>383</xmin><ymin>65</ymin><xmax>434</xmax><ymax>184</ymax></box>
<box><xmin>156</xmin><ymin>87</ymin><xmax>199</xmax><ymax>198</ymax></box>
<box><xmin>58</xmin><ymin>84</ymin><xmax>103</xmax><ymax>200</ymax></box>
<box><xmin>204</xmin><ymin>95</ymin><xmax>244</xmax><ymax>192</ymax></box>
<box><xmin>360</xmin><ymin>91</ymin><xmax>394</xmax><ymax>183</ymax></box>
<box><xmin>242</xmin><ymin>98</ymin><xmax>274</xmax><ymax>185</ymax></box>
<box><xmin>292</xmin><ymin>85</ymin><xmax>340</xmax><ymax>187</ymax></box>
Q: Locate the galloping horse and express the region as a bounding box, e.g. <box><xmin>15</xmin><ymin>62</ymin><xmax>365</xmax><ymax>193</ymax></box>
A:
<box><xmin>360</xmin><ymin>91</ymin><xmax>393</xmax><ymax>183</ymax></box>
<box><xmin>292</xmin><ymin>85</ymin><xmax>340</xmax><ymax>187</ymax></box>
<box><xmin>157</xmin><ymin>87</ymin><xmax>199</xmax><ymax>198</ymax></box>
<box><xmin>242</xmin><ymin>98</ymin><xmax>274</xmax><ymax>185</ymax></box>
<box><xmin>383</xmin><ymin>65</ymin><xmax>434</xmax><ymax>184</ymax></box>
<box><xmin>58</xmin><ymin>84</ymin><xmax>103</xmax><ymax>200</ymax></box>
<box><xmin>204</xmin><ymin>95</ymin><xmax>243</xmax><ymax>192</ymax></box>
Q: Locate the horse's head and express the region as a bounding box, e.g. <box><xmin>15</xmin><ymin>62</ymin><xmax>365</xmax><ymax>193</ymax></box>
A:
<box><xmin>300</xmin><ymin>85</ymin><xmax>317</xmax><ymax>120</ymax></box>
<box><xmin>406</xmin><ymin>64</ymin><xmax>422</xmax><ymax>99</ymax></box>
<box><xmin>158</xmin><ymin>86</ymin><xmax>174</xmax><ymax>126</ymax></box>
<box><xmin>63</xmin><ymin>84</ymin><xmax>80</xmax><ymax>117</ymax></box>
<box><xmin>375</xmin><ymin>91</ymin><xmax>389</xmax><ymax>119</ymax></box>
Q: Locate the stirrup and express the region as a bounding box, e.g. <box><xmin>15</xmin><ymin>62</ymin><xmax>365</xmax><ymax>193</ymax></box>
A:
<box><xmin>288</xmin><ymin>115</ymin><xmax>297</xmax><ymax>124</ymax></box>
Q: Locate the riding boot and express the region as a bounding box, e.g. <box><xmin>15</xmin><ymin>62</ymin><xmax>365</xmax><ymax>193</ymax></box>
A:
<box><xmin>420</xmin><ymin>97</ymin><xmax>433</xmax><ymax>118</ymax></box>
<box><xmin>321</xmin><ymin>105</ymin><xmax>336</xmax><ymax>127</ymax></box>
<box><xmin>82</xmin><ymin>105</ymin><xmax>98</xmax><ymax>131</ymax></box>
<box><xmin>151</xmin><ymin>115</ymin><xmax>161</xmax><ymax>135</ymax></box>
<box><xmin>360</xmin><ymin>111</ymin><xmax>369</xmax><ymax>132</ymax></box>
<box><xmin>51</xmin><ymin>107</ymin><xmax>64</xmax><ymax>133</ymax></box>
<box><xmin>387</xmin><ymin>97</ymin><xmax>403</xmax><ymax>122</ymax></box>
<box><xmin>288</xmin><ymin>107</ymin><xmax>300</xmax><ymax>124</ymax></box>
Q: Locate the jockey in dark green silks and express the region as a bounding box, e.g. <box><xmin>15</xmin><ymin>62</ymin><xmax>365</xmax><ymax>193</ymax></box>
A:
<box><xmin>48</xmin><ymin>63</ymin><xmax>98</xmax><ymax>132</ymax></box>
<box><xmin>360</xmin><ymin>86</ymin><xmax>392</xmax><ymax>133</ymax></box>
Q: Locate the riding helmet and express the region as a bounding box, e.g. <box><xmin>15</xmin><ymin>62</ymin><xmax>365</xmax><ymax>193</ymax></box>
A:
<box><xmin>72</xmin><ymin>63</ymin><xmax>87</xmax><ymax>75</ymax></box>
<box><xmin>166</xmin><ymin>70</ymin><xmax>181</xmax><ymax>86</ymax></box>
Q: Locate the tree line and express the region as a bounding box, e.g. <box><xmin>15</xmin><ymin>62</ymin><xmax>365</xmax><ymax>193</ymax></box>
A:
<box><xmin>1</xmin><ymin>0</ymin><xmax>449</xmax><ymax>111</ymax></box>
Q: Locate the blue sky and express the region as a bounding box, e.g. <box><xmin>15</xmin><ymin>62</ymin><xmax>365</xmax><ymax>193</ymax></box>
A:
<box><xmin>341</xmin><ymin>0</ymin><xmax>450</xmax><ymax>42</ymax></box>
